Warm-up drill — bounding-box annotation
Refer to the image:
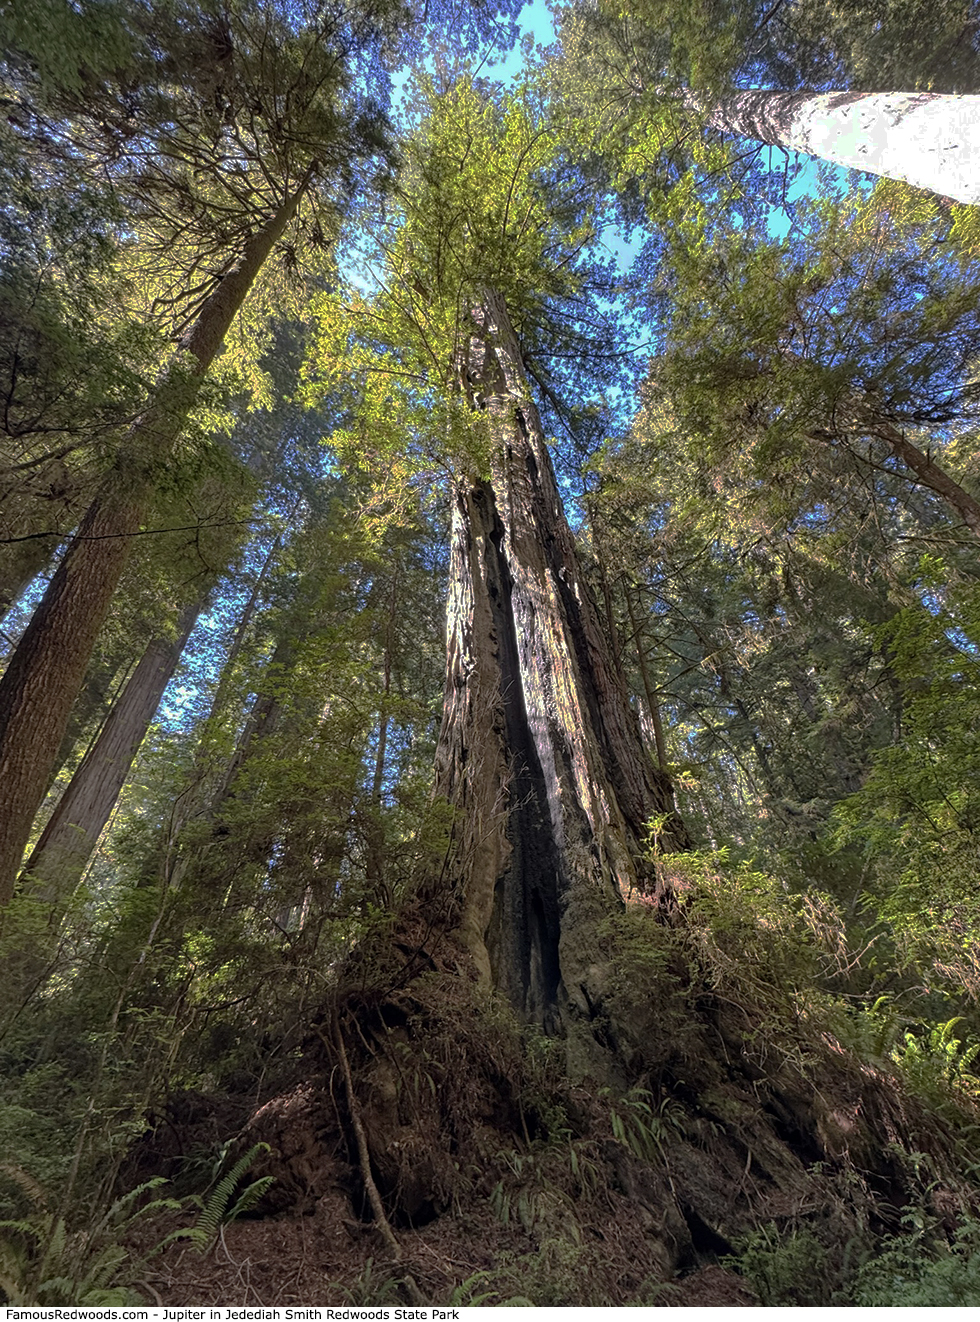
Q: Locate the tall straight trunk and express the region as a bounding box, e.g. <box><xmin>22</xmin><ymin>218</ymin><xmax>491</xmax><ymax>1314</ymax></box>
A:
<box><xmin>193</xmin><ymin>519</ymin><xmax>293</xmax><ymax>763</ymax></box>
<box><xmin>47</xmin><ymin>653</ymin><xmax>137</xmax><ymax>800</ymax></box>
<box><xmin>692</xmin><ymin>90</ymin><xmax>980</xmax><ymax>205</ymax></box>
<box><xmin>160</xmin><ymin>529</ymin><xmax>291</xmax><ymax>887</ymax></box>
<box><xmin>434</xmin><ymin>288</ymin><xmax>687</xmax><ymax>1028</ymax></box>
<box><xmin>365</xmin><ymin>571</ymin><xmax>396</xmax><ymax>895</ymax></box>
<box><xmin>22</xmin><ymin>596</ymin><xmax>203</xmax><ymax>902</ymax></box>
<box><xmin>0</xmin><ymin>173</ymin><xmax>313</xmax><ymax>905</ymax></box>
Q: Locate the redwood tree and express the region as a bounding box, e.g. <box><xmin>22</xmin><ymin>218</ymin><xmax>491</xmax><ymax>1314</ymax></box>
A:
<box><xmin>0</xmin><ymin>0</ymin><xmax>397</xmax><ymax>903</ymax></box>
<box><xmin>311</xmin><ymin>79</ymin><xmax>687</xmax><ymax>1028</ymax></box>
<box><xmin>434</xmin><ymin>288</ymin><xmax>686</xmax><ymax>1024</ymax></box>
<box><xmin>555</xmin><ymin>1</ymin><xmax>980</xmax><ymax>207</ymax></box>
<box><xmin>22</xmin><ymin>595</ymin><xmax>204</xmax><ymax>903</ymax></box>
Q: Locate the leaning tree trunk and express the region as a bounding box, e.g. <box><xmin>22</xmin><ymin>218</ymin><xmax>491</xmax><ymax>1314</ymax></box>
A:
<box><xmin>692</xmin><ymin>89</ymin><xmax>980</xmax><ymax>205</ymax></box>
<box><xmin>801</xmin><ymin>375</ymin><xmax>980</xmax><ymax>540</ymax></box>
<box><xmin>434</xmin><ymin>288</ymin><xmax>687</xmax><ymax>1030</ymax></box>
<box><xmin>0</xmin><ymin>171</ymin><xmax>313</xmax><ymax>905</ymax></box>
<box><xmin>22</xmin><ymin>596</ymin><xmax>203</xmax><ymax>904</ymax></box>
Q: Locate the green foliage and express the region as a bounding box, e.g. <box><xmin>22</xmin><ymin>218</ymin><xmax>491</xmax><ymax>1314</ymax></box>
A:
<box><xmin>729</xmin><ymin>1212</ymin><xmax>980</xmax><ymax>1306</ymax></box>
<box><xmin>685</xmin><ymin>0</ymin><xmax>974</xmax><ymax>92</ymax></box>
<box><xmin>336</xmin><ymin>1257</ymin><xmax>407</xmax><ymax>1306</ymax></box>
<box><xmin>168</xmin><ymin>1143</ymin><xmax>273</xmax><ymax>1253</ymax></box>
<box><xmin>0</xmin><ymin>1139</ymin><xmax>278</xmax><ymax>1304</ymax></box>
<box><xmin>625</xmin><ymin>847</ymin><xmax>845</xmax><ymax>1002</ymax></box>
<box><xmin>6</xmin><ymin>7</ymin><xmax>980</xmax><ymax>1311</ymax></box>
<box><xmin>727</xmin><ymin>1224</ymin><xmax>832</xmax><ymax>1306</ymax></box>
<box><xmin>305</xmin><ymin>68</ymin><xmax>626</xmax><ymax>499</ymax></box>
<box><xmin>891</xmin><ymin>1019</ymin><xmax>980</xmax><ymax>1118</ymax></box>
<box><xmin>446</xmin><ymin>1269</ymin><xmax>532</xmax><ymax>1307</ymax></box>
<box><xmin>0</xmin><ymin>1176</ymin><xmax>181</xmax><ymax>1306</ymax></box>
<box><xmin>852</xmin><ymin>1217</ymin><xmax>980</xmax><ymax>1305</ymax></box>
<box><xmin>834</xmin><ymin>578</ymin><xmax>980</xmax><ymax>1005</ymax></box>
<box><xmin>606</xmin><ymin>1087</ymin><xmax>685</xmax><ymax>1162</ymax></box>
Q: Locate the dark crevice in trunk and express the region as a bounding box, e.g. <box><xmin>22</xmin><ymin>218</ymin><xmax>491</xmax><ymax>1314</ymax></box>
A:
<box><xmin>472</xmin><ymin>483</ymin><xmax>562</xmax><ymax>1026</ymax></box>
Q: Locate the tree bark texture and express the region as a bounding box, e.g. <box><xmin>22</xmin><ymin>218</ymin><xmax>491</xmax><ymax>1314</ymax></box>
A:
<box><xmin>434</xmin><ymin>288</ymin><xmax>687</xmax><ymax>1027</ymax></box>
<box><xmin>23</xmin><ymin>597</ymin><xmax>202</xmax><ymax>901</ymax></box>
<box><xmin>698</xmin><ymin>90</ymin><xmax>980</xmax><ymax>205</ymax></box>
<box><xmin>0</xmin><ymin>175</ymin><xmax>312</xmax><ymax>905</ymax></box>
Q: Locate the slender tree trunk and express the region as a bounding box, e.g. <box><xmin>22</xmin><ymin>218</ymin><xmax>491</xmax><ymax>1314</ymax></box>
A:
<box><xmin>160</xmin><ymin>531</ymin><xmax>290</xmax><ymax>888</ymax></box>
<box><xmin>46</xmin><ymin>653</ymin><xmax>136</xmax><ymax>798</ymax></box>
<box><xmin>194</xmin><ymin>520</ymin><xmax>293</xmax><ymax>758</ymax></box>
<box><xmin>0</xmin><ymin>174</ymin><xmax>313</xmax><ymax>905</ymax></box>
<box><xmin>22</xmin><ymin>596</ymin><xmax>203</xmax><ymax>902</ymax></box>
<box><xmin>434</xmin><ymin>288</ymin><xmax>687</xmax><ymax>1028</ymax></box>
<box><xmin>213</xmin><ymin>649</ymin><xmax>287</xmax><ymax>813</ymax></box>
<box><xmin>624</xmin><ymin>586</ymin><xmax>669</xmax><ymax>773</ymax></box>
<box><xmin>873</xmin><ymin>419</ymin><xmax>980</xmax><ymax>539</ymax></box>
<box><xmin>693</xmin><ymin>89</ymin><xmax>980</xmax><ymax>204</ymax></box>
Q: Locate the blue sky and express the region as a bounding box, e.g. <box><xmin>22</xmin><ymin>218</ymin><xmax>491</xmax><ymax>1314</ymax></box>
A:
<box><xmin>472</xmin><ymin>2</ymin><xmax>863</xmax><ymax>249</ymax></box>
<box><xmin>402</xmin><ymin>0</ymin><xmax>847</xmax><ymax>259</ymax></box>
<box><xmin>482</xmin><ymin>0</ymin><xmax>555</xmax><ymax>80</ymax></box>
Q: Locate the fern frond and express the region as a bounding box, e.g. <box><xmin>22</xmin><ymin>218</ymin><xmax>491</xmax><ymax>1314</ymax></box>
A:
<box><xmin>0</xmin><ymin>1165</ymin><xmax>47</xmax><ymax>1210</ymax></box>
<box><xmin>91</xmin><ymin>1178</ymin><xmax>172</xmax><ymax>1239</ymax></box>
<box><xmin>0</xmin><ymin>1218</ymin><xmax>44</xmax><ymax>1240</ymax></box>
<box><xmin>191</xmin><ymin>1143</ymin><xmax>272</xmax><ymax>1248</ymax></box>
<box><xmin>37</xmin><ymin>1274</ymin><xmax>76</xmax><ymax>1301</ymax></box>
<box><xmin>226</xmin><ymin>1176</ymin><xmax>274</xmax><ymax>1222</ymax></box>
<box><xmin>151</xmin><ymin>1226</ymin><xmax>210</xmax><ymax>1254</ymax></box>
<box><xmin>79</xmin><ymin>1243</ymin><xmax>128</xmax><ymax>1293</ymax></box>
<box><xmin>37</xmin><ymin>1216</ymin><xmax>67</xmax><ymax>1279</ymax></box>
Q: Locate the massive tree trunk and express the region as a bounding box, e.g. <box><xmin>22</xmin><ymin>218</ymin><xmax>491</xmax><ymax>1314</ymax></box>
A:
<box><xmin>22</xmin><ymin>597</ymin><xmax>202</xmax><ymax>902</ymax></box>
<box><xmin>693</xmin><ymin>89</ymin><xmax>980</xmax><ymax>204</ymax></box>
<box><xmin>434</xmin><ymin>288</ymin><xmax>687</xmax><ymax>1029</ymax></box>
<box><xmin>0</xmin><ymin>174</ymin><xmax>313</xmax><ymax>905</ymax></box>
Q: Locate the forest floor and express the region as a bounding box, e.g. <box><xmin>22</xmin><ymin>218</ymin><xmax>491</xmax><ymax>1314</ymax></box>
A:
<box><xmin>133</xmin><ymin>1204</ymin><xmax>759</xmax><ymax>1307</ymax></box>
<box><xmin>118</xmin><ymin>929</ymin><xmax>980</xmax><ymax>1309</ymax></box>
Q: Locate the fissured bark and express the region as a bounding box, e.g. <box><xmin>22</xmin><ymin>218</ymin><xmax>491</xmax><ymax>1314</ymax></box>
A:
<box><xmin>435</xmin><ymin>288</ymin><xmax>687</xmax><ymax>1027</ymax></box>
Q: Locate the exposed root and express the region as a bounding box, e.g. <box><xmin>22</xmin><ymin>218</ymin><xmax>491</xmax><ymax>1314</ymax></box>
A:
<box><xmin>324</xmin><ymin>1013</ymin><xmax>427</xmax><ymax>1306</ymax></box>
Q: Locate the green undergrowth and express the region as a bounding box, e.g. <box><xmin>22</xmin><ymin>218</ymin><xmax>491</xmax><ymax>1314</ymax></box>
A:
<box><xmin>4</xmin><ymin>848</ymin><xmax>980</xmax><ymax>1306</ymax></box>
<box><xmin>727</xmin><ymin>1208</ymin><xmax>980</xmax><ymax>1306</ymax></box>
<box><xmin>0</xmin><ymin>1140</ymin><xmax>273</xmax><ymax>1304</ymax></box>
<box><xmin>601</xmin><ymin>847</ymin><xmax>980</xmax><ymax>1130</ymax></box>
